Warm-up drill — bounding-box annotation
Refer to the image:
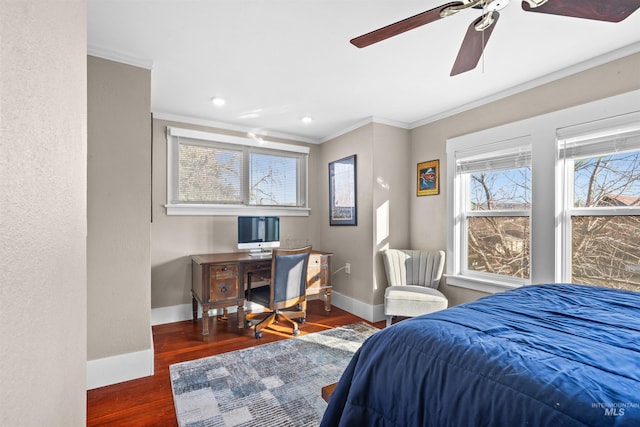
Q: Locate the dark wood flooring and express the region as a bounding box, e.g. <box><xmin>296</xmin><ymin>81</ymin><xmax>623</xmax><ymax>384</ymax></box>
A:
<box><xmin>86</xmin><ymin>300</ymin><xmax>385</xmax><ymax>426</ymax></box>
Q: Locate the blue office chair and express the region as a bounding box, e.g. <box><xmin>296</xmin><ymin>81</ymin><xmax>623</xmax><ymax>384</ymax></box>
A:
<box><xmin>245</xmin><ymin>246</ymin><xmax>312</xmax><ymax>338</ymax></box>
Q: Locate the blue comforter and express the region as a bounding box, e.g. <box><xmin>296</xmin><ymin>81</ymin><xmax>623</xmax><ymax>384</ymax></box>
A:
<box><xmin>321</xmin><ymin>284</ymin><xmax>640</xmax><ymax>426</ymax></box>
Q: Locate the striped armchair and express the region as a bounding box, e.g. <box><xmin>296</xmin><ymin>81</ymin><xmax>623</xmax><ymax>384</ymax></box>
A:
<box><xmin>381</xmin><ymin>249</ymin><xmax>447</xmax><ymax>327</ymax></box>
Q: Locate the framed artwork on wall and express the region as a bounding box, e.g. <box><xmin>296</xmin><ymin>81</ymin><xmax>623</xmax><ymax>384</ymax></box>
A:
<box><xmin>329</xmin><ymin>155</ymin><xmax>357</xmax><ymax>226</ymax></box>
<box><xmin>417</xmin><ymin>159</ymin><xmax>440</xmax><ymax>196</ymax></box>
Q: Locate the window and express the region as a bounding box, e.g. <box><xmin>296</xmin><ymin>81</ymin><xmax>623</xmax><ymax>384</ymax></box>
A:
<box><xmin>450</xmin><ymin>138</ymin><xmax>532</xmax><ymax>288</ymax></box>
<box><xmin>558</xmin><ymin>113</ymin><xmax>640</xmax><ymax>292</ymax></box>
<box><xmin>446</xmin><ymin>91</ymin><xmax>639</xmax><ymax>295</ymax></box>
<box><xmin>166</xmin><ymin>127</ymin><xmax>309</xmax><ymax>216</ymax></box>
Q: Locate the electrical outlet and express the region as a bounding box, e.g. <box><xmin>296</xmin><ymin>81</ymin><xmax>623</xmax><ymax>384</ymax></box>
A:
<box><xmin>345</xmin><ymin>263</ymin><xmax>351</xmax><ymax>275</ymax></box>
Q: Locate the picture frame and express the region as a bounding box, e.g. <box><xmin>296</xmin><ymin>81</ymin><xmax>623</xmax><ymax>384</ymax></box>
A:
<box><xmin>329</xmin><ymin>155</ymin><xmax>357</xmax><ymax>226</ymax></box>
<box><xmin>417</xmin><ymin>159</ymin><xmax>440</xmax><ymax>196</ymax></box>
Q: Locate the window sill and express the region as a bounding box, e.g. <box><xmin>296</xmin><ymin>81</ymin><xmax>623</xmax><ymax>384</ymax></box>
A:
<box><xmin>165</xmin><ymin>204</ymin><xmax>311</xmax><ymax>217</ymax></box>
<box><xmin>445</xmin><ymin>274</ymin><xmax>524</xmax><ymax>295</ymax></box>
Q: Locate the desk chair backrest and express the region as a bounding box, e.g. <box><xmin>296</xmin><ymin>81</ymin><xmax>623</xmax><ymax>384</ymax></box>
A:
<box><xmin>270</xmin><ymin>246</ymin><xmax>312</xmax><ymax>310</ymax></box>
<box><xmin>382</xmin><ymin>249</ymin><xmax>445</xmax><ymax>289</ymax></box>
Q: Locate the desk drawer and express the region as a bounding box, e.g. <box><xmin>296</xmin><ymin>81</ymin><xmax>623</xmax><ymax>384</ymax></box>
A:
<box><xmin>245</xmin><ymin>260</ymin><xmax>271</xmax><ymax>284</ymax></box>
<box><xmin>245</xmin><ymin>261</ymin><xmax>271</xmax><ymax>273</ymax></box>
<box><xmin>307</xmin><ymin>254</ymin><xmax>330</xmax><ymax>291</ymax></box>
<box><xmin>208</xmin><ymin>264</ymin><xmax>239</xmax><ymax>302</ymax></box>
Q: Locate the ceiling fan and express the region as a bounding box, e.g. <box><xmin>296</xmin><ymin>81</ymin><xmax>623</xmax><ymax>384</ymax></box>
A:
<box><xmin>350</xmin><ymin>0</ymin><xmax>640</xmax><ymax>76</ymax></box>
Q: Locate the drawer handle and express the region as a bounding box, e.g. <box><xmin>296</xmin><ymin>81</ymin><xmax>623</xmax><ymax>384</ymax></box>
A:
<box><xmin>219</xmin><ymin>284</ymin><xmax>228</xmax><ymax>293</ymax></box>
<box><xmin>222</xmin><ymin>266</ymin><xmax>228</xmax><ymax>271</ymax></box>
<box><xmin>314</xmin><ymin>274</ymin><xmax>321</xmax><ymax>281</ymax></box>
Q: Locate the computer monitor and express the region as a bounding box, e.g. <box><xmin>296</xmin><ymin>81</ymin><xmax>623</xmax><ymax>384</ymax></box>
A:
<box><xmin>237</xmin><ymin>216</ymin><xmax>280</xmax><ymax>255</ymax></box>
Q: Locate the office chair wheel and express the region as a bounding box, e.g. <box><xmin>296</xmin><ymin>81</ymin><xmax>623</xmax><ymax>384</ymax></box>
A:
<box><xmin>299</xmin><ymin>317</ymin><xmax>306</xmax><ymax>324</ymax></box>
<box><xmin>255</xmin><ymin>330</ymin><xmax>263</xmax><ymax>339</ymax></box>
<box><xmin>293</xmin><ymin>329</ymin><xmax>300</xmax><ymax>337</ymax></box>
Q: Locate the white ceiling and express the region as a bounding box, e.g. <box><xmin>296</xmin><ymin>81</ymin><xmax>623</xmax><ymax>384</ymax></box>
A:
<box><xmin>88</xmin><ymin>0</ymin><xmax>640</xmax><ymax>143</ymax></box>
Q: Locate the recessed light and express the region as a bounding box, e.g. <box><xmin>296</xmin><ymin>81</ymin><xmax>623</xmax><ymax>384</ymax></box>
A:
<box><xmin>301</xmin><ymin>116</ymin><xmax>313</xmax><ymax>124</ymax></box>
<box><xmin>211</xmin><ymin>97</ymin><xmax>226</xmax><ymax>107</ymax></box>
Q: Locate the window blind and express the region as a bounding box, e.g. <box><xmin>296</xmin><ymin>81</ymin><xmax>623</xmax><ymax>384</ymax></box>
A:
<box><xmin>177</xmin><ymin>138</ymin><xmax>242</xmax><ymax>204</ymax></box>
<box><xmin>558</xmin><ymin>111</ymin><xmax>640</xmax><ymax>159</ymax></box>
<box><xmin>456</xmin><ymin>138</ymin><xmax>531</xmax><ymax>174</ymax></box>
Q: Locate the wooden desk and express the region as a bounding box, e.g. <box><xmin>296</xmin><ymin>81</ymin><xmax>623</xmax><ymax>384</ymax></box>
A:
<box><xmin>191</xmin><ymin>250</ymin><xmax>333</xmax><ymax>338</ymax></box>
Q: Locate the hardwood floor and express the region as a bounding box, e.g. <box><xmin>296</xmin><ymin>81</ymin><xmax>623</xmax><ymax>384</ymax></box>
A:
<box><xmin>86</xmin><ymin>300</ymin><xmax>385</xmax><ymax>426</ymax></box>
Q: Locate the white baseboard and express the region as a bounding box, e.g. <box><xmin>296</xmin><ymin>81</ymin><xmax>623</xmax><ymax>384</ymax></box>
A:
<box><xmin>151</xmin><ymin>294</ymin><xmax>385</xmax><ymax>325</ymax></box>
<box><xmin>151</xmin><ymin>303</ymin><xmax>194</xmax><ymax>325</ymax></box>
<box><xmin>87</xmin><ymin>348</ymin><xmax>154</xmax><ymax>390</ymax></box>
<box><xmin>326</xmin><ymin>291</ymin><xmax>386</xmax><ymax>323</ymax></box>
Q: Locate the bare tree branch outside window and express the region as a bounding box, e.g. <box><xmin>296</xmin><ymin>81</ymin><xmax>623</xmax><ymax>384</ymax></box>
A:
<box><xmin>571</xmin><ymin>152</ymin><xmax>640</xmax><ymax>292</ymax></box>
<box><xmin>467</xmin><ymin>167</ymin><xmax>531</xmax><ymax>279</ymax></box>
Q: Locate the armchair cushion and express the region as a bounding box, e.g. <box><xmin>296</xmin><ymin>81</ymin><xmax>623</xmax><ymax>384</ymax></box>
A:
<box><xmin>385</xmin><ymin>285</ymin><xmax>448</xmax><ymax>317</ymax></box>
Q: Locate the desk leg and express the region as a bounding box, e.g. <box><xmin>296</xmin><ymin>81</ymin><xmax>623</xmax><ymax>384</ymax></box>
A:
<box><xmin>324</xmin><ymin>289</ymin><xmax>332</xmax><ymax>312</ymax></box>
<box><xmin>202</xmin><ymin>306</ymin><xmax>209</xmax><ymax>338</ymax></box>
<box><xmin>237</xmin><ymin>300</ymin><xmax>245</xmax><ymax>329</ymax></box>
<box><xmin>191</xmin><ymin>295</ymin><xmax>198</xmax><ymax>321</ymax></box>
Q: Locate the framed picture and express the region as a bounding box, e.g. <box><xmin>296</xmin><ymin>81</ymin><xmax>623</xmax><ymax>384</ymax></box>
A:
<box><xmin>417</xmin><ymin>159</ymin><xmax>440</xmax><ymax>196</ymax></box>
<box><xmin>329</xmin><ymin>155</ymin><xmax>357</xmax><ymax>226</ymax></box>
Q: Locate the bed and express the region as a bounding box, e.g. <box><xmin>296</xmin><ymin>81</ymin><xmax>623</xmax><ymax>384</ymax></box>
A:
<box><xmin>321</xmin><ymin>284</ymin><xmax>640</xmax><ymax>426</ymax></box>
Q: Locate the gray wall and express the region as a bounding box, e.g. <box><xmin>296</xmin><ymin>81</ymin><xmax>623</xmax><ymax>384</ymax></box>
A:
<box><xmin>0</xmin><ymin>1</ymin><xmax>87</xmax><ymax>425</ymax></box>
<box><xmin>319</xmin><ymin>124</ymin><xmax>375</xmax><ymax>304</ymax></box>
<box><xmin>87</xmin><ymin>56</ymin><xmax>151</xmax><ymax>360</ymax></box>
<box><xmin>372</xmin><ymin>123</ymin><xmax>412</xmax><ymax>304</ymax></box>
<box><xmin>318</xmin><ymin>123</ymin><xmax>411</xmax><ymax>308</ymax></box>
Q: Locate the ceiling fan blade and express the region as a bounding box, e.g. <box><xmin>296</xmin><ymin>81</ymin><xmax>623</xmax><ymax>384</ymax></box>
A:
<box><xmin>450</xmin><ymin>12</ymin><xmax>500</xmax><ymax>76</ymax></box>
<box><xmin>521</xmin><ymin>0</ymin><xmax>640</xmax><ymax>23</ymax></box>
<box><xmin>351</xmin><ymin>2</ymin><xmax>464</xmax><ymax>48</ymax></box>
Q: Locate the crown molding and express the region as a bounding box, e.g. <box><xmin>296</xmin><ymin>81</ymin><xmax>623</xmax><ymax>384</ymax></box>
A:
<box><xmin>410</xmin><ymin>41</ymin><xmax>640</xmax><ymax>130</ymax></box>
<box><xmin>152</xmin><ymin>111</ymin><xmax>320</xmax><ymax>144</ymax></box>
<box><xmin>87</xmin><ymin>45</ymin><xmax>154</xmax><ymax>70</ymax></box>
<box><xmin>321</xmin><ymin>116</ymin><xmax>410</xmax><ymax>143</ymax></box>
<box><xmin>371</xmin><ymin>116</ymin><xmax>412</xmax><ymax>130</ymax></box>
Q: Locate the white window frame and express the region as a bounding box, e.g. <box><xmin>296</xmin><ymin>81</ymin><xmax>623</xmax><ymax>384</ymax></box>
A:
<box><xmin>166</xmin><ymin>127</ymin><xmax>310</xmax><ymax>216</ymax></box>
<box><xmin>446</xmin><ymin>89</ymin><xmax>640</xmax><ymax>294</ymax></box>
<box><xmin>557</xmin><ymin>112</ymin><xmax>640</xmax><ymax>283</ymax></box>
<box><xmin>448</xmin><ymin>136</ymin><xmax>532</xmax><ymax>292</ymax></box>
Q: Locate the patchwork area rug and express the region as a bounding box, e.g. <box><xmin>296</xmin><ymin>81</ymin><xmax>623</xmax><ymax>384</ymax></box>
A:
<box><xmin>169</xmin><ymin>322</ymin><xmax>379</xmax><ymax>427</ymax></box>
